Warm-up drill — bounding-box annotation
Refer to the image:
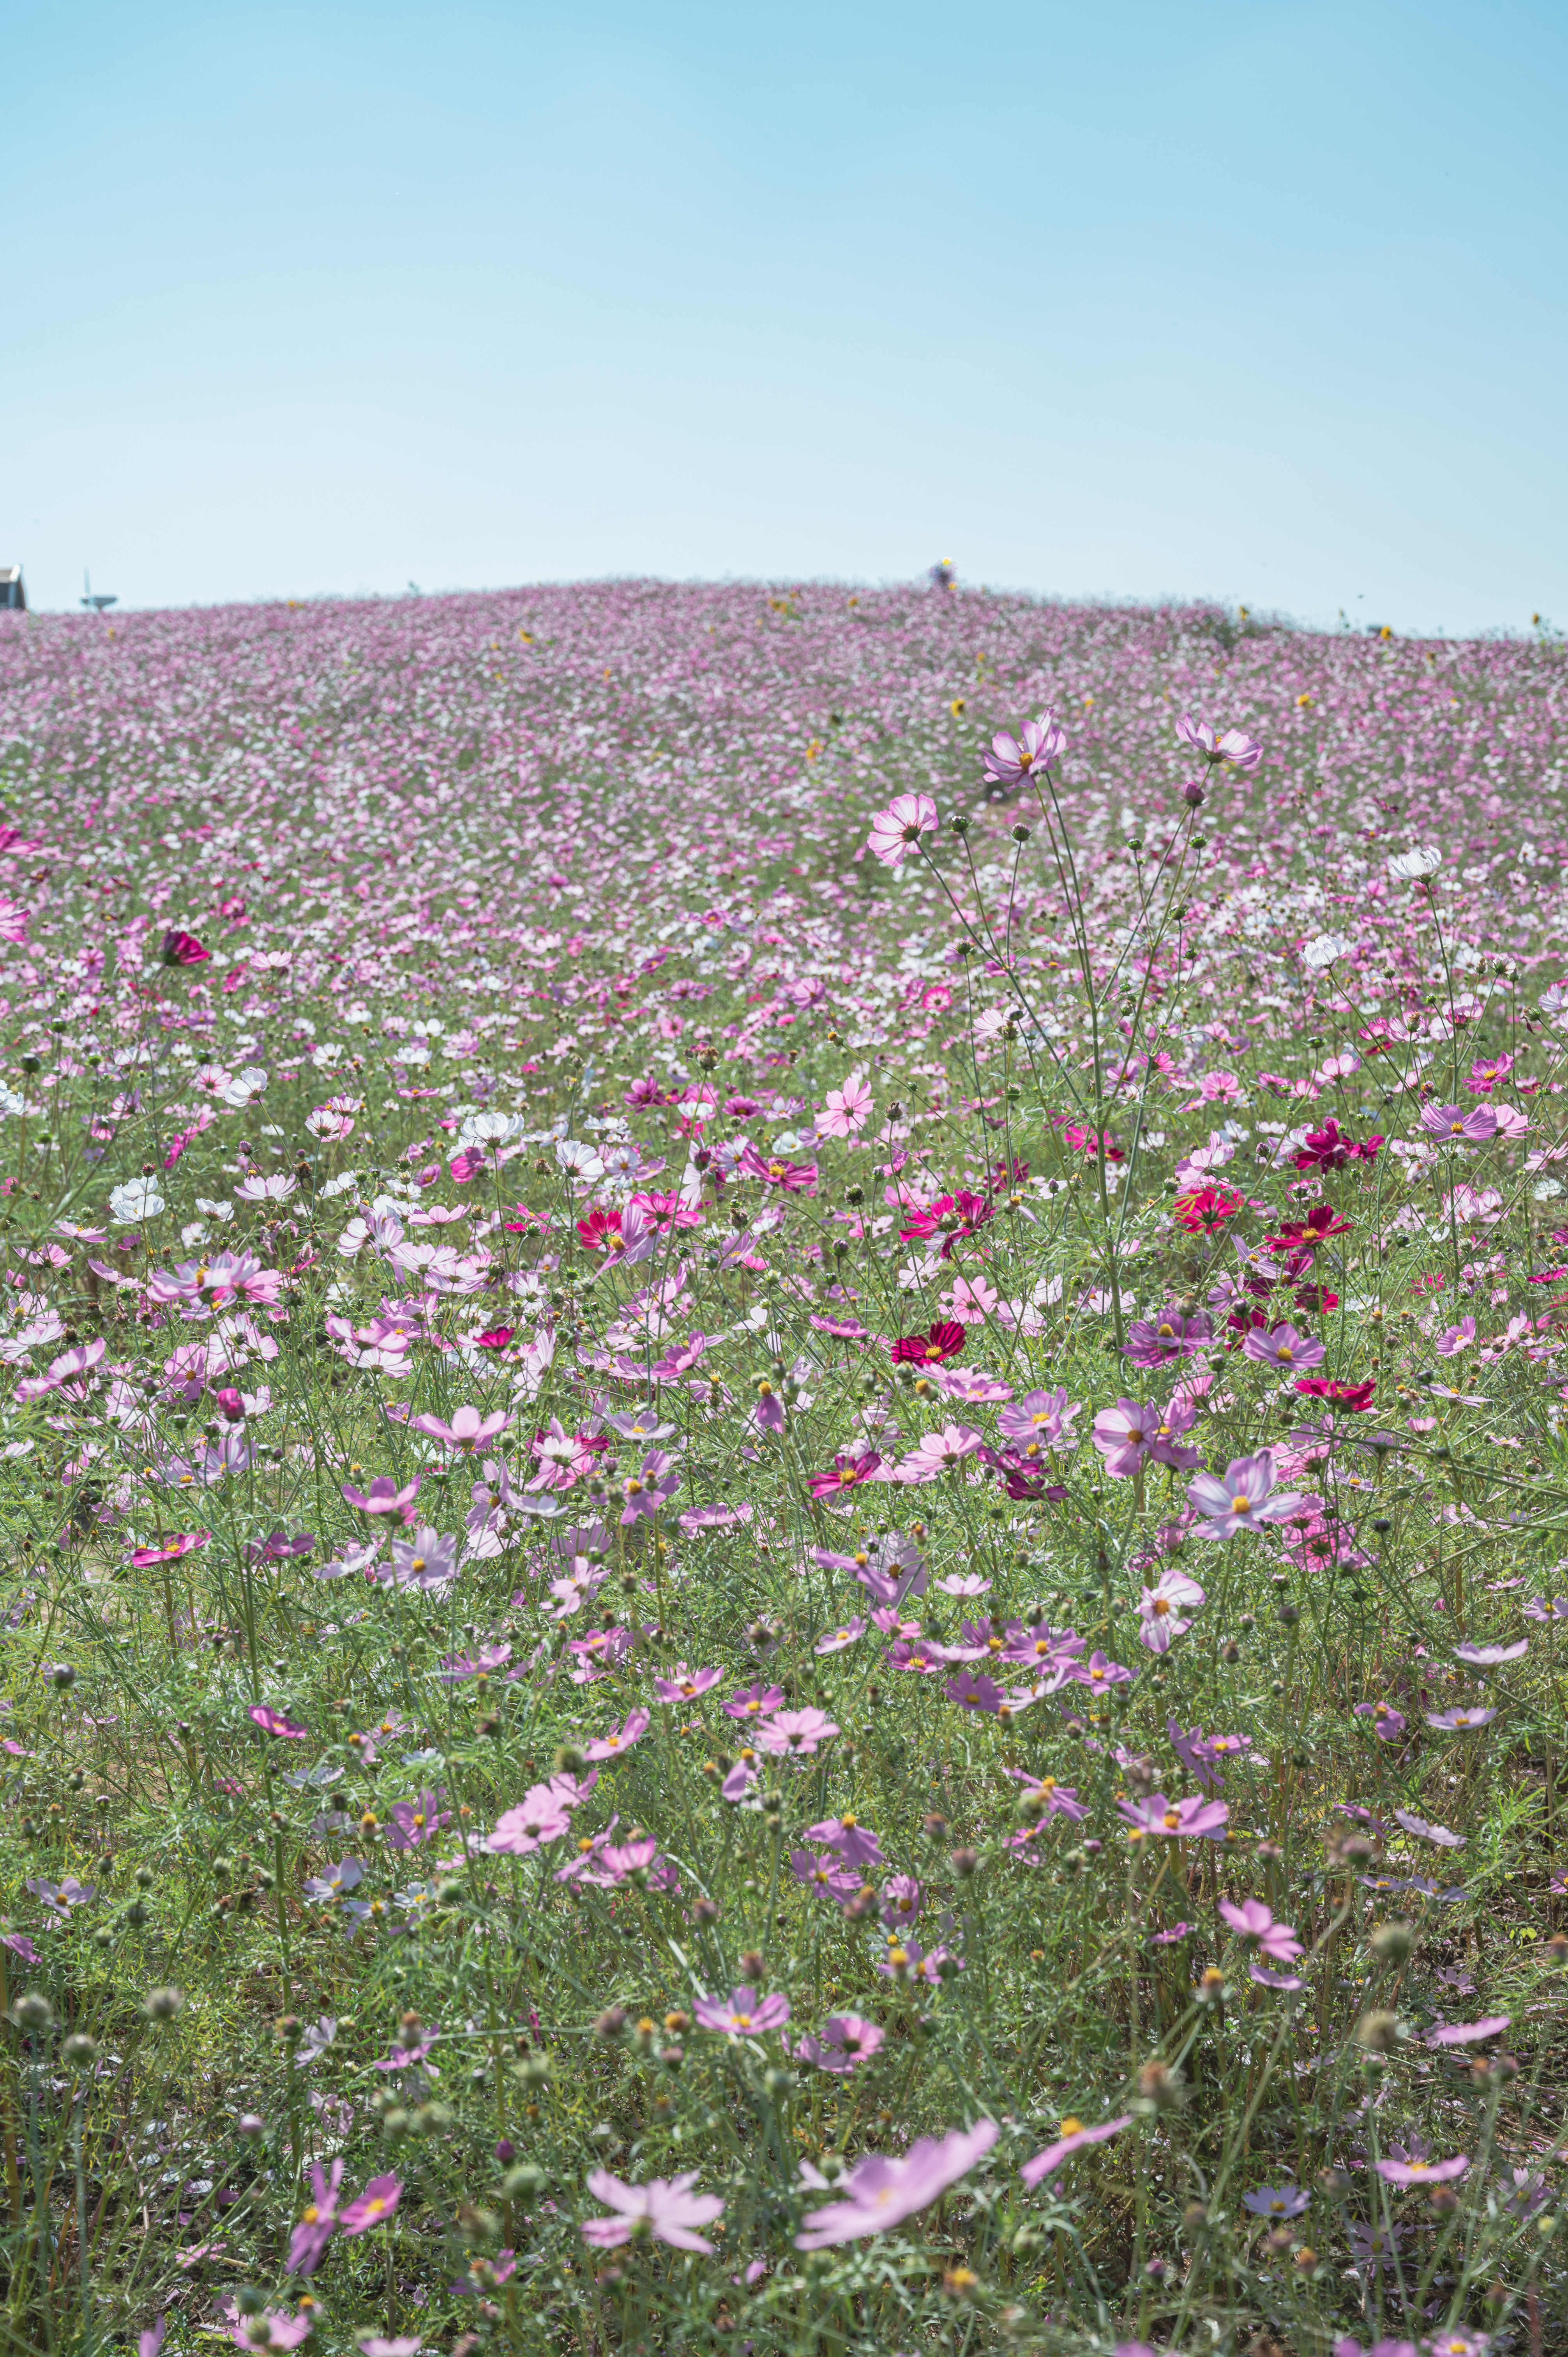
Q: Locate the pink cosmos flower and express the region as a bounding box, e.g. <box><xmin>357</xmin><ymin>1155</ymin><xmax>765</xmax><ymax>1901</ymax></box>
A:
<box><xmin>385</xmin><ymin>1789</ymin><xmax>450</xmax><ymax>1850</ymax></box>
<box><xmin>654</xmin><ymin>1664</ymin><xmax>721</xmax><ymax>1705</ymax></box>
<box><xmin>756</xmin><ymin>1707</ymin><xmax>839</xmax><ymax>1755</ymax></box>
<box><xmin>806</xmin><ymin>1815</ymin><xmax>884</xmax><ymax>1869</ymax></box>
<box><xmin>411</xmin><ymin>1403</ymin><xmax>509</xmax><ymax>1453</ymax></box>
<box><xmin>792</xmin><ymin>2014</ymin><xmax>885</xmax><ymax>2074</ymax></box>
<box><xmin>997</xmin><ymin>1385</ymin><xmax>1081</xmax><ymax>1450</ymax></box>
<box><xmin>583</xmin><ymin>1709</ymin><xmax>651</xmax><ymax>1761</ymax></box>
<box><xmin>694</xmin><ymin>1988</ymin><xmax>791</xmax><ymax>2036</ymax></box>
<box><xmin>1425</xmin><ymin>1705</ymin><xmax>1497</xmax><ymax>1731</ymax></box>
<box><xmin>248</xmin><ymin>1704</ymin><xmax>308</xmax><ymax>1740</ymax></box>
<box><xmin>723</xmin><ymin>1682</ymin><xmax>784</xmax><ymax>1722</ymax></box>
<box><xmin>866</xmin><ymin>793</ymin><xmax>938</xmax><ymax>867</ymax></box>
<box><xmin>224</xmin><ymin>2307</ymin><xmax>312</xmax><ymax>2350</ymax></box>
<box><xmin>1137</xmin><ymin>1567</ymin><xmax>1205</xmax><ymax>1653</ymax></box>
<box><xmin>288</xmin><ymin>2158</ymin><xmax>345</xmax><ymax>2274</ymax></box>
<box><xmin>342</xmin><ymin>1473</ymin><xmax>422</xmax><ymax>1521</ymax></box>
<box><xmin>817</xmin><ymin>1072</ymin><xmax>873</xmax><ymax>1137</ymax></box>
<box><xmin>1453</xmin><ymin>1638</ymin><xmax>1527</xmax><ymax>1666</ymax></box>
<box><xmin>1375</xmin><ymin>2151</ymin><xmax>1468</xmax><ymax>2187</ymax></box>
<box><xmin>807</xmin><ymin>1447</ymin><xmax>885</xmax><ymax>1502</ymax></box>
<box><xmin>1187</xmin><ymin>1449</ymin><xmax>1303</xmax><ymax>1539</ymax></box>
<box><xmin>619</xmin><ymin>1450</ymin><xmax>682</xmax><ymax>1525</ymax></box>
<box><xmin>982</xmin><ymin>712</ymin><xmax>1066</xmax><ymax>790</ymax></box>
<box><xmin>487</xmin><ymin>1792</ymin><xmax>572</xmax><ymax>1854</ymax></box>
<box><xmin>1420</xmin><ymin>1102</ymin><xmax>1498</xmax><ymax>1145</ymax></box>
<box><xmin>339</xmin><ymin>2173</ymin><xmax>402</xmax><ymax>2234</ymax></box>
<box><xmin>738</xmin><ymin>1142</ymin><xmax>817</xmax><ymax>1191</ymax></box>
<box><xmin>1123</xmin><ymin>1309</ymin><xmax>1213</xmax><ymax>1367</ymax></box>
<box><xmin>814</xmin><ymin>1618</ymin><xmax>866</xmax><ymax>1655</ymax></box>
<box><xmin>581</xmin><ymin>2170</ymin><xmax>724</xmax><ymax>2253</ymax></box>
<box><xmin>128</xmin><ymin>1532</ymin><xmax>207</xmax><ymax>1568</ymax></box>
<box><xmin>795</xmin><ymin>2118</ymin><xmax>998</xmax><ymax>2247</ymax></box>
<box><xmin>1425</xmin><ymin>2015</ymin><xmax>1509</xmax><ymax>2047</ymax></box>
<box><xmin>1354</xmin><ymin>1700</ymin><xmax>1407</xmax><ymax>1741</ymax></box>
<box><xmin>1218</xmin><ymin>1897</ymin><xmax>1303</xmax><ymax>1965</ymax></box>
<box><xmin>1020</xmin><ymin>2113</ymin><xmax>1132</xmax><ymax>2190</ymax></box>
<box><xmin>1068</xmin><ymin>1649</ymin><xmax>1137</xmax><ymax>1693</ymax></box>
<box><xmin>945</xmin><ymin>1669</ymin><xmax>1005</xmax><ymax>1713</ymax></box>
<box><xmin>1116</xmin><ymin>1791</ymin><xmax>1229</xmax><ymax>1841</ymax></box>
<box><xmin>1175</xmin><ymin>713</ymin><xmax>1263</xmax><ymax>771</ymax></box>
<box><xmin>789</xmin><ymin>1848</ymin><xmax>861</xmax><ymax>1903</ymax></box>
<box><xmin>895</xmin><ymin>1423</ymin><xmax>983</xmax><ymax>1482</ymax></box>
<box><xmin>1242</xmin><ymin>1322</ymin><xmax>1326</xmax><ymax>1373</ymax></box>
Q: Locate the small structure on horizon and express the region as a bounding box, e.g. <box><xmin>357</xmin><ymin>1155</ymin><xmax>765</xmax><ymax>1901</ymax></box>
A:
<box><xmin>81</xmin><ymin>569</ymin><xmax>116</xmax><ymax>614</ymax></box>
<box><xmin>0</xmin><ymin>567</ymin><xmax>24</xmax><ymax>611</ymax></box>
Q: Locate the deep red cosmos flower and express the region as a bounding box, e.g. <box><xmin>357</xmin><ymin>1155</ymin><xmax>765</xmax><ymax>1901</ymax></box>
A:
<box><xmin>1294</xmin><ymin>1377</ymin><xmax>1376</xmax><ymax>1410</ymax></box>
<box><xmin>1265</xmin><ymin>1203</ymin><xmax>1351</xmax><ymax>1252</ymax></box>
<box><xmin>1173</xmin><ymin>1184</ymin><xmax>1243</xmax><ymax>1235</ymax></box>
<box><xmin>889</xmin><ymin>1322</ymin><xmax>966</xmax><ymax>1367</ymax></box>
<box><xmin>161</xmin><ymin>928</ymin><xmax>212</xmax><ymax>967</ymax></box>
<box><xmin>1289</xmin><ymin>1122</ymin><xmax>1381</xmax><ymax>1172</ymax></box>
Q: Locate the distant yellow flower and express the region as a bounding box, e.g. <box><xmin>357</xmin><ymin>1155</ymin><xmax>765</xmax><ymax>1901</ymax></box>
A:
<box><xmin>949</xmin><ymin>698</ymin><xmax>965</xmax><ymax>716</ymax></box>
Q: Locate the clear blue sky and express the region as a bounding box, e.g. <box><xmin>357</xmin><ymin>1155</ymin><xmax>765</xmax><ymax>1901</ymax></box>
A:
<box><xmin>3</xmin><ymin>0</ymin><xmax>1564</xmax><ymax>633</ymax></box>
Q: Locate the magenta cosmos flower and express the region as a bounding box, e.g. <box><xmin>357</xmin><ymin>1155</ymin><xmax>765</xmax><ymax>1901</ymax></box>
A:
<box><xmin>1116</xmin><ymin>1791</ymin><xmax>1229</xmax><ymax>1841</ymax></box>
<box><xmin>794</xmin><ymin>2118</ymin><xmax>998</xmax><ymax>2248</ymax></box>
<box><xmin>792</xmin><ymin>2014</ymin><xmax>884</xmax><ymax>2074</ymax></box>
<box><xmin>866</xmin><ymin>793</ymin><xmax>938</xmax><ymax>868</ymax></box>
<box><xmin>982</xmin><ymin>712</ymin><xmax>1066</xmax><ymax>790</ymax></box>
<box><xmin>694</xmin><ymin>1988</ymin><xmax>791</xmax><ymax>2037</ymax></box>
<box><xmin>1020</xmin><ymin>2113</ymin><xmax>1132</xmax><ymax>2189</ymax></box>
<box><xmin>807</xmin><ymin>1447</ymin><xmax>885</xmax><ymax>1503</ymax></box>
<box><xmin>581</xmin><ymin>2168</ymin><xmax>724</xmax><ymax>2253</ymax></box>
<box><xmin>1187</xmin><ymin>1449</ymin><xmax>1302</xmax><ymax>1539</ymax></box>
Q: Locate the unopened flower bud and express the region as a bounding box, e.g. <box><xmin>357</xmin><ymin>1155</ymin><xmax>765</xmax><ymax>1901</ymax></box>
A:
<box><xmin>1181</xmin><ymin>779</ymin><xmax>1206</xmax><ymax>808</ymax></box>
<box><xmin>1370</xmin><ymin>1919</ymin><xmax>1414</xmax><ymax>1965</ymax></box>
<box><xmin>1136</xmin><ymin>2058</ymin><xmax>1185</xmax><ymax>2110</ymax></box>
<box><xmin>738</xmin><ymin>1950</ymin><xmax>765</xmax><ymax>1984</ymax></box>
<box><xmin>1356</xmin><ymin>2008</ymin><xmax>1400</xmax><ymax>2053</ymax></box>
<box><xmin>949</xmin><ymin>1847</ymin><xmax>977</xmax><ymax>1879</ymax></box>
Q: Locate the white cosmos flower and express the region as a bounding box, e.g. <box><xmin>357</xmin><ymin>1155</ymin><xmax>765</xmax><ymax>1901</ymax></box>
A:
<box><xmin>221</xmin><ymin>1065</ymin><xmax>269</xmax><ymax>1109</ymax></box>
<box><xmin>1302</xmin><ymin>933</ymin><xmax>1351</xmax><ymax>970</ymax></box>
<box><xmin>109</xmin><ymin>1180</ymin><xmax>164</xmax><ymax>1224</ymax></box>
<box><xmin>235</xmin><ymin>1173</ymin><xmax>298</xmax><ymax>1204</ymax></box>
<box><xmin>1388</xmin><ymin>845</ymin><xmax>1442</xmax><ymax>880</ymax></box>
<box><xmin>555</xmin><ymin>1138</ymin><xmax>606</xmax><ymax>1184</ymax></box>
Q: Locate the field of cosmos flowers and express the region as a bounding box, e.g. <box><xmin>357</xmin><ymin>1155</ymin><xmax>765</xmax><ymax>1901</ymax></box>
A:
<box><xmin>0</xmin><ymin>577</ymin><xmax>1565</xmax><ymax>2357</ymax></box>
